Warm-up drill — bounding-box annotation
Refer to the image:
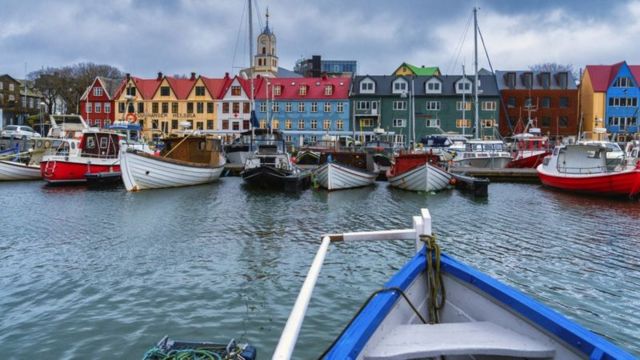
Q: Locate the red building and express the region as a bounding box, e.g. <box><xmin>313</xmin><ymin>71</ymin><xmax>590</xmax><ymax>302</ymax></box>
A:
<box><xmin>79</xmin><ymin>77</ymin><xmax>123</xmax><ymax>127</ymax></box>
<box><xmin>496</xmin><ymin>70</ymin><xmax>578</xmax><ymax>139</ymax></box>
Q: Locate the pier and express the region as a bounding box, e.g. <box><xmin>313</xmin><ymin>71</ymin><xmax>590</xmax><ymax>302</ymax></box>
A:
<box><xmin>449</xmin><ymin>167</ymin><xmax>539</xmax><ymax>183</ymax></box>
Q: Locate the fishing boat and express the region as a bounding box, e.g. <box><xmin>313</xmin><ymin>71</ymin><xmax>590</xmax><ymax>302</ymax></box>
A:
<box><xmin>272</xmin><ymin>207</ymin><xmax>636</xmax><ymax>360</ymax></box>
<box><xmin>537</xmin><ymin>143</ymin><xmax>640</xmax><ymax>197</ymax></box>
<box><xmin>313</xmin><ymin>152</ymin><xmax>377</xmax><ymax>191</ymax></box>
<box><xmin>452</xmin><ymin>139</ymin><xmax>513</xmax><ymax>168</ymax></box>
<box><xmin>507</xmin><ymin>130</ymin><xmax>551</xmax><ymax>168</ymax></box>
<box><xmin>577</xmin><ymin>140</ymin><xmax>625</xmax><ymax>170</ymax></box>
<box><xmin>224</xmin><ymin>129</ymin><xmax>256</xmax><ymax>165</ymax></box>
<box><xmin>242</xmin><ymin>130</ymin><xmax>311</xmax><ymax>191</ymax></box>
<box><xmin>0</xmin><ymin>146</ymin><xmax>41</xmax><ymax>181</ymax></box>
<box><xmin>120</xmin><ymin>135</ymin><xmax>225</xmax><ymax>191</ymax></box>
<box><xmin>387</xmin><ymin>153</ymin><xmax>452</xmax><ymax>192</ymax></box>
<box><xmin>40</xmin><ymin>130</ymin><xmax>121</xmax><ymax>184</ymax></box>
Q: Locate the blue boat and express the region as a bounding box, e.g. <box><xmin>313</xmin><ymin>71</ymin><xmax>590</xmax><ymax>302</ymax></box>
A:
<box><xmin>272</xmin><ymin>209</ymin><xmax>636</xmax><ymax>360</ymax></box>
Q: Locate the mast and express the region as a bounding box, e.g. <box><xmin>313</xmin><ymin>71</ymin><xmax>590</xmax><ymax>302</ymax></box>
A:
<box><xmin>462</xmin><ymin>64</ymin><xmax>466</xmax><ymax>137</ymax></box>
<box><xmin>473</xmin><ymin>7</ymin><xmax>480</xmax><ymax>139</ymax></box>
<box><xmin>411</xmin><ymin>78</ymin><xmax>416</xmax><ymax>147</ymax></box>
<box><xmin>248</xmin><ymin>0</ymin><xmax>255</xmax><ymax>114</ymax></box>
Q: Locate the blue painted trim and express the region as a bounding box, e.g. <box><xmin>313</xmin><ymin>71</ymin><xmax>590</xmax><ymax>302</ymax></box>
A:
<box><xmin>325</xmin><ymin>249</ymin><xmax>636</xmax><ymax>360</ymax></box>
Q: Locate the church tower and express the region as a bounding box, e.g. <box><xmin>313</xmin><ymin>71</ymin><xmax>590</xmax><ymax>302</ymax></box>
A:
<box><xmin>254</xmin><ymin>8</ymin><xmax>278</xmax><ymax>77</ymax></box>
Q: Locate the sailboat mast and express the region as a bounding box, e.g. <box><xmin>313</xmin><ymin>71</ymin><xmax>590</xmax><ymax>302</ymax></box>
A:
<box><xmin>248</xmin><ymin>0</ymin><xmax>255</xmax><ymax>113</ymax></box>
<box><xmin>473</xmin><ymin>7</ymin><xmax>479</xmax><ymax>139</ymax></box>
<box><xmin>462</xmin><ymin>64</ymin><xmax>466</xmax><ymax>137</ymax></box>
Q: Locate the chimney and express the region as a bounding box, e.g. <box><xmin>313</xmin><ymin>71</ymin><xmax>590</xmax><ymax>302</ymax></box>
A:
<box><xmin>126</xmin><ymin>73</ymin><xmax>130</xmax><ymax>80</ymax></box>
<box><xmin>190</xmin><ymin>72</ymin><xmax>196</xmax><ymax>80</ymax></box>
<box><xmin>157</xmin><ymin>72</ymin><xmax>163</xmax><ymax>80</ymax></box>
<box><xmin>224</xmin><ymin>72</ymin><xmax>230</xmax><ymax>79</ymax></box>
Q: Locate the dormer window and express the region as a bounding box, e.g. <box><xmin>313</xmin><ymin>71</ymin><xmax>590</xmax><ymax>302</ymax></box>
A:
<box><xmin>504</xmin><ymin>72</ymin><xmax>516</xmax><ymax>88</ymax></box>
<box><xmin>392</xmin><ymin>79</ymin><xmax>408</xmax><ymax>94</ymax></box>
<box><xmin>273</xmin><ymin>85</ymin><xmax>282</xmax><ymax>96</ymax></box>
<box><xmin>93</xmin><ymin>87</ymin><xmax>103</xmax><ymax>97</ymax></box>
<box><xmin>521</xmin><ymin>72</ymin><xmax>533</xmax><ymax>89</ymax></box>
<box><xmin>324</xmin><ymin>85</ymin><xmax>333</xmax><ymax>96</ymax></box>
<box><xmin>613</xmin><ymin>76</ymin><xmax>632</xmax><ymax>88</ymax></box>
<box><xmin>360</xmin><ymin>79</ymin><xmax>375</xmax><ymax>93</ymax></box>
<box><xmin>160</xmin><ymin>86</ymin><xmax>170</xmax><ymax>96</ymax></box>
<box><xmin>456</xmin><ymin>79</ymin><xmax>472</xmax><ymax>93</ymax></box>
<box><xmin>425</xmin><ymin>79</ymin><xmax>442</xmax><ymax>94</ymax></box>
<box><xmin>539</xmin><ymin>72</ymin><xmax>551</xmax><ymax>89</ymax></box>
<box><xmin>299</xmin><ymin>85</ymin><xmax>308</xmax><ymax>96</ymax></box>
<box><xmin>556</xmin><ymin>72</ymin><xmax>569</xmax><ymax>89</ymax></box>
<box><xmin>231</xmin><ymin>86</ymin><xmax>241</xmax><ymax>96</ymax></box>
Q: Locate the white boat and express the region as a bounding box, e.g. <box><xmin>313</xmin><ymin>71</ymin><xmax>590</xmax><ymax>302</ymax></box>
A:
<box><xmin>314</xmin><ymin>162</ymin><xmax>377</xmax><ymax>190</ymax></box>
<box><xmin>452</xmin><ymin>140</ymin><xmax>513</xmax><ymax>168</ymax></box>
<box><xmin>272</xmin><ymin>208</ymin><xmax>636</xmax><ymax>360</ymax></box>
<box><xmin>386</xmin><ymin>153</ymin><xmax>451</xmax><ymax>192</ymax></box>
<box><xmin>120</xmin><ymin>136</ymin><xmax>226</xmax><ymax>191</ymax></box>
<box><xmin>0</xmin><ymin>160</ymin><xmax>41</xmax><ymax>180</ymax></box>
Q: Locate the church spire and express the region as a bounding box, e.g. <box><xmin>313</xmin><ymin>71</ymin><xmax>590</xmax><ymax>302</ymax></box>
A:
<box><xmin>262</xmin><ymin>7</ymin><xmax>271</xmax><ymax>35</ymax></box>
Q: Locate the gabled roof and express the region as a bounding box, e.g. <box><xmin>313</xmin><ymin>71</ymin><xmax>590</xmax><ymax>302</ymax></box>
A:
<box><xmin>98</xmin><ymin>77</ymin><xmax>124</xmax><ymax>99</ymax></box>
<box><xmin>394</xmin><ymin>63</ymin><xmax>441</xmax><ymax>76</ymax></box>
<box><xmin>495</xmin><ymin>70</ymin><xmax>577</xmax><ymax>90</ymax></box>
<box><xmin>219</xmin><ymin>75</ymin><xmax>266</xmax><ymax>99</ymax></box>
<box><xmin>352</xmin><ymin>75</ymin><xmax>499</xmax><ymax>97</ymax></box>
<box><xmin>131</xmin><ymin>77</ymin><xmax>162</xmax><ymax>99</ymax></box>
<box><xmin>583</xmin><ymin>61</ymin><xmax>640</xmax><ymax>92</ymax></box>
<box><xmin>164</xmin><ymin>77</ymin><xmax>197</xmax><ymax>99</ymax></box>
<box><xmin>201</xmin><ymin>76</ymin><xmax>231</xmax><ymax>99</ymax></box>
<box><xmin>253</xmin><ymin>77</ymin><xmax>351</xmax><ymax>100</ymax></box>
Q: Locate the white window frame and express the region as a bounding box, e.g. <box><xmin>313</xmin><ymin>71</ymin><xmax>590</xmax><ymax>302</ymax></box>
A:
<box><xmin>324</xmin><ymin>102</ymin><xmax>331</xmax><ymax>112</ymax></box>
<box><xmin>298</xmin><ymin>102</ymin><xmax>305</xmax><ymax>112</ymax></box>
<box><xmin>393</xmin><ymin>101</ymin><xmax>407</xmax><ymax>111</ymax></box>
<box><xmin>456</xmin><ymin>79</ymin><xmax>472</xmax><ymax>94</ymax></box>
<box><xmin>311</xmin><ymin>102</ymin><xmax>318</xmax><ymax>112</ymax></box>
<box><xmin>104</xmin><ymin>103</ymin><xmax>111</xmax><ymax>113</ymax></box>
<box><xmin>426</xmin><ymin>119</ymin><xmax>440</xmax><ymax>128</ymax></box>
<box><xmin>482</xmin><ymin>119</ymin><xmax>496</xmax><ymax>128</ymax></box>
<box><xmin>298</xmin><ymin>119</ymin><xmax>305</xmax><ymax>129</ymax></box>
<box><xmin>357</xmin><ymin>101</ymin><xmax>370</xmax><ymax>110</ymax></box>
<box><xmin>93</xmin><ymin>87</ymin><xmax>103</xmax><ymax>97</ymax></box>
<box><xmin>392</xmin><ymin>79</ymin><xmax>408</xmax><ymax>94</ymax></box>
<box><xmin>260</xmin><ymin>102</ymin><xmax>267</xmax><ymax>112</ymax></box>
<box><xmin>393</xmin><ymin>118</ymin><xmax>407</xmax><ymax>127</ymax></box>
<box><xmin>310</xmin><ymin>119</ymin><xmax>318</xmax><ymax>129</ymax></box>
<box><xmin>456</xmin><ymin>101</ymin><xmax>472</xmax><ymax>111</ymax></box>
<box><xmin>426</xmin><ymin>101</ymin><xmax>441</xmax><ymax>111</ymax></box>
<box><xmin>86</xmin><ymin>102</ymin><xmax>92</xmax><ymax>113</ymax></box>
<box><xmin>359</xmin><ymin>118</ymin><xmax>373</xmax><ymax>127</ymax></box>
<box><xmin>360</xmin><ymin>79</ymin><xmax>375</xmax><ymax>93</ymax></box>
<box><xmin>425</xmin><ymin>79</ymin><xmax>442</xmax><ymax>94</ymax></box>
<box><xmin>336</xmin><ymin>119</ymin><xmax>344</xmax><ymax>130</ymax></box>
<box><xmin>456</xmin><ymin>119</ymin><xmax>471</xmax><ymax>128</ymax></box>
<box><xmin>285</xmin><ymin>102</ymin><xmax>292</xmax><ymax>112</ymax></box>
<box><xmin>95</xmin><ymin>102</ymin><xmax>102</xmax><ymax>113</ymax></box>
<box><xmin>323</xmin><ymin>119</ymin><xmax>331</xmax><ymax>130</ymax></box>
<box><xmin>481</xmin><ymin>101</ymin><xmax>496</xmax><ymax>111</ymax></box>
<box><xmin>336</xmin><ymin>102</ymin><xmax>344</xmax><ymax>113</ymax></box>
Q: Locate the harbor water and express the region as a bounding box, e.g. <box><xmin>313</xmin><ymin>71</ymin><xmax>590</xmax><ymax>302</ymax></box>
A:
<box><xmin>0</xmin><ymin>179</ymin><xmax>639</xmax><ymax>359</ymax></box>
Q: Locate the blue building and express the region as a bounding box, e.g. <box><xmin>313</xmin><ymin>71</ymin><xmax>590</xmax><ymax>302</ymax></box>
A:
<box><xmin>604</xmin><ymin>62</ymin><xmax>639</xmax><ymax>135</ymax></box>
<box><xmin>294</xmin><ymin>56</ymin><xmax>357</xmax><ymax>77</ymax></box>
<box><xmin>254</xmin><ymin>77</ymin><xmax>352</xmax><ymax>147</ymax></box>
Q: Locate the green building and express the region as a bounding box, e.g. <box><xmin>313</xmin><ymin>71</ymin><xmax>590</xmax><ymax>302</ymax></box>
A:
<box><xmin>350</xmin><ymin>74</ymin><xmax>501</xmax><ymax>146</ymax></box>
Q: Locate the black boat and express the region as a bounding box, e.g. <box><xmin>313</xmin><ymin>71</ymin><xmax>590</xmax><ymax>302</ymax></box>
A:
<box><xmin>241</xmin><ymin>130</ymin><xmax>311</xmax><ymax>191</ymax></box>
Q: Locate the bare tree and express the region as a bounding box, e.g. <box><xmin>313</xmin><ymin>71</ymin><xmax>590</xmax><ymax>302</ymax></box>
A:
<box><xmin>529</xmin><ymin>63</ymin><xmax>578</xmax><ymax>79</ymax></box>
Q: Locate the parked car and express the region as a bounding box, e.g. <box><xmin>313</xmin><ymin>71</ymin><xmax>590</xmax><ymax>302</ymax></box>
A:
<box><xmin>1</xmin><ymin>125</ymin><xmax>41</xmax><ymax>139</ymax></box>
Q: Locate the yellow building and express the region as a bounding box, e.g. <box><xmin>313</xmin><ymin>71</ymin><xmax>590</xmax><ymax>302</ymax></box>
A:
<box><xmin>393</xmin><ymin>63</ymin><xmax>441</xmax><ymax>76</ymax></box>
<box><xmin>115</xmin><ymin>73</ymin><xmax>228</xmax><ymax>138</ymax></box>
<box><xmin>578</xmin><ymin>67</ymin><xmax>606</xmax><ymax>138</ymax></box>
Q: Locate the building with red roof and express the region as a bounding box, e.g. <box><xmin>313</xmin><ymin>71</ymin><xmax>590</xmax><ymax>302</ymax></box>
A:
<box><xmin>579</xmin><ymin>61</ymin><xmax>640</xmax><ymax>139</ymax></box>
<box><xmin>79</xmin><ymin>76</ymin><xmax>124</xmax><ymax>128</ymax></box>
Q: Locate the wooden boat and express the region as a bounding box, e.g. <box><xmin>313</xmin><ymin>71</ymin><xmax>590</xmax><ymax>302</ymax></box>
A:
<box><xmin>0</xmin><ymin>160</ymin><xmax>41</xmax><ymax>180</ymax></box>
<box><xmin>120</xmin><ymin>136</ymin><xmax>225</xmax><ymax>191</ymax></box>
<box><xmin>536</xmin><ymin>144</ymin><xmax>640</xmax><ymax>197</ymax></box>
<box><xmin>507</xmin><ymin>132</ymin><xmax>551</xmax><ymax>168</ymax></box>
<box><xmin>272</xmin><ymin>208</ymin><xmax>636</xmax><ymax>360</ymax></box>
<box><xmin>242</xmin><ymin>130</ymin><xmax>311</xmax><ymax>191</ymax></box>
<box><xmin>387</xmin><ymin>153</ymin><xmax>452</xmax><ymax>192</ymax></box>
<box><xmin>313</xmin><ymin>152</ymin><xmax>377</xmax><ymax>191</ymax></box>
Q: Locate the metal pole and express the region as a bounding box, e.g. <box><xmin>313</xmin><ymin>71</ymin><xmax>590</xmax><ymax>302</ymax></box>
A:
<box><xmin>473</xmin><ymin>7</ymin><xmax>480</xmax><ymax>139</ymax></box>
<box><xmin>462</xmin><ymin>65</ymin><xmax>466</xmax><ymax>137</ymax></box>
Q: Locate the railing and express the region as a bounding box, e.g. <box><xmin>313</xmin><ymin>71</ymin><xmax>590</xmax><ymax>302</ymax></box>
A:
<box><xmin>272</xmin><ymin>209</ymin><xmax>432</xmax><ymax>360</ymax></box>
<box><xmin>557</xmin><ymin>165</ymin><xmax>608</xmax><ymax>174</ymax></box>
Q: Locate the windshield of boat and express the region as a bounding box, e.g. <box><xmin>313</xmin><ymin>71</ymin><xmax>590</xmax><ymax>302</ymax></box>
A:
<box><xmin>466</xmin><ymin>143</ymin><xmax>504</xmax><ymax>152</ymax></box>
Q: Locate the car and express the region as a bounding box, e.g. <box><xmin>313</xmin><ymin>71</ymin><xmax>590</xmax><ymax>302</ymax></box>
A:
<box><xmin>1</xmin><ymin>125</ymin><xmax>41</xmax><ymax>139</ymax></box>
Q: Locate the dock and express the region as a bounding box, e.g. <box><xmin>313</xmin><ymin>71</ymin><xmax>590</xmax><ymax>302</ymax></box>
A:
<box><xmin>449</xmin><ymin>167</ymin><xmax>540</xmax><ymax>183</ymax></box>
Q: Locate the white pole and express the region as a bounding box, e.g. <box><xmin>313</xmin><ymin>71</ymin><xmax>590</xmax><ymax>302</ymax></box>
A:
<box><xmin>462</xmin><ymin>65</ymin><xmax>466</xmax><ymax>137</ymax></box>
<box><xmin>272</xmin><ymin>236</ymin><xmax>331</xmax><ymax>360</ymax></box>
<box><xmin>473</xmin><ymin>7</ymin><xmax>480</xmax><ymax>140</ymax></box>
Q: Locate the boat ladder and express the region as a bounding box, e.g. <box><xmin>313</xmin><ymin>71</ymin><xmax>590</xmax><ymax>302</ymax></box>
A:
<box><xmin>43</xmin><ymin>160</ymin><xmax>56</xmax><ymax>178</ymax></box>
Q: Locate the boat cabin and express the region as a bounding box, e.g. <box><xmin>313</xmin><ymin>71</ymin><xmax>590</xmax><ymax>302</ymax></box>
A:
<box><xmin>547</xmin><ymin>144</ymin><xmax>608</xmax><ymax>174</ymax></box>
<box><xmin>161</xmin><ymin>136</ymin><xmax>224</xmax><ymax>166</ymax></box>
<box><xmin>465</xmin><ymin>140</ymin><xmax>507</xmax><ymax>153</ymax></box>
<box><xmin>512</xmin><ymin>136</ymin><xmax>548</xmax><ymax>151</ymax></box>
<box><xmin>79</xmin><ymin>132</ymin><xmax>121</xmax><ymax>158</ymax></box>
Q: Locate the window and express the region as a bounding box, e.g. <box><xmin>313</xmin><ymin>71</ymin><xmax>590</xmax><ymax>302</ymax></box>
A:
<box><xmin>393</xmin><ymin>118</ymin><xmax>406</xmax><ymax>127</ymax></box>
<box><xmin>197</xmin><ymin>102</ymin><xmax>204</xmax><ymax>114</ymax></box>
<box><xmin>323</xmin><ymin>119</ymin><xmax>331</xmax><ymax>129</ymax></box>
<box><xmin>540</xmin><ymin>73</ymin><xmax>550</xmax><ymax>89</ymax></box>
<box><xmin>311</xmin><ymin>119</ymin><xmax>318</xmax><ymax>129</ymax></box>
<box><xmin>324</xmin><ymin>102</ymin><xmax>331</xmax><ymax>112</ymax></box>
<box><xmin>222</xmin><ymin>120</ymin><xmax>229</xmax><ymax>129</ymax></box>
<box><xmin>299</xmin><ymin>85</ymin><xmax>308</xmax><ymax>96</ymax></box>
<box><xmin>260</xmin><ymin>102</ymin><xmax>267</xmax><ymax>112</ymax></box>
<box><xmin>0</xmin><ymin>82</ymin><xmax>3</xmax><ymax>90</ymax></box>
<box><xmin>457</xmin><ymin>81</ymin><xmax>471</xmax><ymax>92</ymax></box>
<box><xmin>507</xmin><ymin>96</ymin><xmax>516</xmax><ymax>108</ymax></box>
<box><xmin>9</xmin><ymin>83</ymin><xmax>14</xmax><ymax>91</ymax></box>
<box><xmin>285</xmin><ymin>119</ymin><xmax>292</xmax><ymax>129</ymax></box>
<box><xmin>456</xmin><ymin>119</ymin><xmax>471</xmax><ymax>128</ymax></box>
<box><xmin>360</xmin><ymin>80</ymin><xmax>375</xmax><ymax>93</ymax></box>
<box><xmin>298</xmin><ymin>120</ymin><xmax>305</xmax><ymax>129</ymax></box>
<box><xmin>259</xmin><ymin>120</ymin><xmax>267</xmax><ymax>129</ymax></box>
<box><xmin>541</xmin><ymin>116</ymin><xmax>551</xmax><ymax>127</ymax></box>
<box><xmin>160</xmin><ymin>86</ymin><xmax>170</xmax><ymax>96</ymax></box>
<box><xmin>524</xmin><ymin>97</ymin><xmax>533</xmax><ymax>108</ymax></box>
<box><xmin>337</xmin><ymin>102</ymin><xmax>344</xmax><ymax>113</ymax></box>
<box><xmin>311</xmin><ymin>102</ymin><xmax>318</xmax><ymax>112</ymax></box>
<box><xmin>272</xmin><ymin>119</ymin><xmax>280</xmax><ymax>129</ymax></box>
<box><xmin>426</xmin><ymin>81</ymin><xmax>441</xmax><ymax>93</ymax></box>
<box><xmin>482</xmin><ymin>119</ymin><xmax>495</xmax><ymax>128</ymax></box>
<box><xmin>171</xmin><ymin>119</ymin><xmax>179</xmax><ymax>129</ymax></box>
<box><xmin>285</xmin><ymin>102</ymin><xmax>292</xmax><ymax>112</ymax></box>
<box><xmin>138</xmin><ymin>102</ymin><xmax>144</xmax><ymax>113</ymax></box>
<box><xmin>356</xmin><ymin>101</ymin><xmax>370</xmax><ymax>110</ymax></box>
<box><xmin>298</xmin><ymin>102</ymin><xmax>305</xmax><ymax>112</ymax></box>
<box><xmin>613</xmin><ymin>77</ymin><xmax>633</xmax><ymax>88</ymax></box>
<box><xmin>207</xmin><ymin>102</ymin><xmax>214</xmax><ymax>113</ymax></box>
<box><xmin>426</xmin><ymin>119</ymin><xmax>440</xmax><ymax>128</ymax></box>
<box><xmin>187</xmin><ymin>102</ymin><xmax>194</xmax><ymax>113</ymax></box>
<box><xmin>324</xmin><ymin>85</ymin><xmax>333</xmax><ymax>95</ymax></box>
<box><xmin>541</xmin><ymin>97</ymin><xmax>551</xmax><ymax>108</ymax></box>
<box><xmin>243</xmin><ymin>102</ymin><xmax>250</xmax><ymax>113</ymax></box>
<box><xmin>161</xmin><ymin>102</ymin><xmax>168</xmax><ymax>113</ymax></box>
<box><xmin>393</xmin><ymin>80</ymin><xmax>408</xmax><ymax>93</ymax></box>
<box><xmin>336</xmin><ymin>120</ymin><xmax>344</xmax><ymax>130</ymax></box>
<box><xmin>119</xmin><ymin>102</ymin><xmax>125</xmax><ymax>113</ymax></box>
<box><xmin>272</xmin><ymin>102</ymin><xmax>280</xmax><ymax>112</ymax></box>
<box><xmin>285</xmin><ymin>135</ymin><xmax>292</xmax><ymax>143</ymax></box>
<box><xmin>195</xmin><ymin>86</ymin><xmax>205</xmax><ymax>96</ymax></box>
<box><xmin>559</xmin><ymin>116</ymin><xmax>568</xmax><ymax>128</ymax></box>
<box><xmin>104</xmin><ymin>103</ymin><xmax>111</xmax><ymax>113</ymax></box>
<box><xmin>93</xmin><ymin>87</ymin><xmax>103</xmax><ymax>96</ymax></box>
<box><xmin>243</xmin><ymin>120</ymin><xmax>250</xmax><ymax>129</ymax></box>
<box><xmin>152</xmin><ymin>119</ymin><xmax>158</xmax><ymax>129</ymax></box>
<box><xmin>456</xmin><ymin>101</ymin><xmax>472</xmax><ymax>111</ymax></box>
<box><xmin>232</xmin><ymin>102</ymin><xmax>240</xmax><ymax>113</ymax></box>
<box><xmin>95</xmin><ymin>103</ymin><xmax>102</xmax><ymax>113</ymax></box>
<box><xmin>152</xmin><ymin>102</ymin><xmax>159</xmax><ymax>114</ymax></box>
<box><xmin>426</xmin><ymin>101</ymin><xmax>440</xmax><ymax>111</ymax></box>
<box><xmin>559</xmin><ymin>97</ymin><xmax>569</xmax><ymax>108</ymax></box>
<box><xmin>359</xmin><ymin>118</ymin><xmax>373</xmax><ymax>127</ymax></box>
<box><xmin>232</xmin><ymin>121</ymin><xmax>240</xmax><ymax>131</ymax></box>
<box><xmin>86</xmin><ymin>102</ymin><xmax>92</xmax><ymax>113</ymax></box>
<box><xmin>231</xmin><ymin>86</ymin><xmax>241</xmax><ymax>96</ymax></box>
<box><xmin>196</xmin><ymin>122</ymin><xmax>204</xmax><ymax>130</ymax></box>
<box><xmin>393</xmin><ymin>101</ymin><xmax>407</xmax><ymax>110</ymax></box>
<box><xmin>481</xmin><ymin>101</ymin><xmax>496</xmax><ymax>111</ymax></box>
<box><xmin>126</xmin><ymin>87</ymin><xmax>136</xmax><ymax>96</ymax></box>
<box><xmin>272</xmin><ymin>85</ymin><xmax>282</xmax><ymax>96</ymax></box>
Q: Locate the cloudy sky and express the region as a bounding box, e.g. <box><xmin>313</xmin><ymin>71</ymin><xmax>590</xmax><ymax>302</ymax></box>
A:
<box><xmin>1</xmin><ymin>0</ymin><xmax>639</xmax><ymax>79</ymax></box>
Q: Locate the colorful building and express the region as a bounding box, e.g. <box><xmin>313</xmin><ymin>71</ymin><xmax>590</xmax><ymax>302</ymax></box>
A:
<box><xmin>79</xmin><ymin>76</ymin><xmax>122</xmax><ymax>128</ymax></box>
<box><xmin>351</xmin><ymin>74</ymin><xmax>501</xmax><ymax>145</ymax></box>
<box><xmin>114</xmin><ymin>72</ymin><xmax>228</xmax><ymax>138</ymax></box>
<box><xmin>216</xmin><ymin>74</ymin><xmax>263</xmax><ymax>141</ymax></box>
<box><xmin>294</xmin><ymin>55</ymin><xmax>357</xmax><ymax>77</ymax></box>
<box><xmin>253</xmin><ymin>76</ymin><xmax>351</xmax><ymax>146</ymax></box>
<box><xmin>496</xmin><ymin>70</ymin><xmax>577</xmax><ymax>139</ymax></box>
<box><xmin>580</xmin><ymin>61</ymin><xmax>640</xmax><ymax>139</ymax></box>
<box><xmin>393</xmin><ymin>63</ymin><xmax>441</xmax><ymax>77</ymax></box>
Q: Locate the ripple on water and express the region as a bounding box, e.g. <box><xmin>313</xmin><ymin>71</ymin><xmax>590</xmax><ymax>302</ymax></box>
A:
<box><xmin>0</xmin><ymin>179</ymin><xmax>638</xmax><ymax>358</ymax></box>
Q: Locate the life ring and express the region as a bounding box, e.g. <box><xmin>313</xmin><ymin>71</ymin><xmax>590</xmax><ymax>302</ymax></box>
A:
<box><xmin>126</xmin><ymin>113</ymin><xmax>138</xmax><ymax>123</ymax></box>
<box><xmin>43</xmin><ymin>140</ymin><xmax>51</xmax><ymax>149</ymax></box>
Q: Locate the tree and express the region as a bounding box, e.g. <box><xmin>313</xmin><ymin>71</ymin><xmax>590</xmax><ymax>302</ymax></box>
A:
<box><xmin>528</xmin><ymin>63</ymin><xmax>579</xmax><ymax>80</ymax></box>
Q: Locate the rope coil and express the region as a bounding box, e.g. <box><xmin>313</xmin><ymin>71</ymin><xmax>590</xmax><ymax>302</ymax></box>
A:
<box><xmin>420</xmin><ymin>233</ymin><xmax>446</xmax><ymax>324</ymax></box>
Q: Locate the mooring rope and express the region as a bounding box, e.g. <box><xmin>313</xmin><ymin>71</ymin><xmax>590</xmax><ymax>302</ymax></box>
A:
<box><xmin>420</xmin><ymin>233</ymin><xmax>446</xmax><ymax>324</ymax></box>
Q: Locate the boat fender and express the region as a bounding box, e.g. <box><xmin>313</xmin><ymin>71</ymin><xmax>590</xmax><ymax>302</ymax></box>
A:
<box><xmin>449</xmin><ymin>177</ymin><xmax>457</xmax><ymax>185</ymax></box>
<box><xmin>126</xmin><ymin>113</ymin><xmax>138</xmax><ymax>123</ymax></box>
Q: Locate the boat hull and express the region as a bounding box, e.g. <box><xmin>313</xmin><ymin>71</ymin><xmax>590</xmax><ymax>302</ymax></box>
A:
<box><xmin>120</xmin><ymin>150</ymin><xmax>224</xmax><ymax>191</ymax></box>
<box><xmin>537</xmin><ymin>165</ymin><xmax>640</xmax><ymax>197</ymax></box>
<box><xmin>226</xmin><ymin>150</ymin><xmax>251</xmax><ymax>165</ymax></box>
<box><xmin>242</xmin><ymin>166</ymin><xmax>311</xmax><ymax>191</ymax></box>
<box><xmin>0</xmin><ymin>160</ymin><xmax>42</xmax><ymax>181</ymax></box>
<box><xmin>387</xmin><ymin>163</ymin><xmax>451</xmax><ymax>192</ymax></box>
<box><xmin>507</xmin><ymin>151</ymin><xmax>551</xmax><ymax>168</ymax></box>
<box><xmin>314</xmin><ymin>162</ymin><xmax>376</xmax><ymax>190</ymax></box>
<box><xmin>454</xmin><ymin>156</ymin><xmax>512</xmax><ymax>169</ymax></box>
<box><xmin>40</xmin><ymin>158</ymin><xmax>120</xmax><ymax>184</ymax></box>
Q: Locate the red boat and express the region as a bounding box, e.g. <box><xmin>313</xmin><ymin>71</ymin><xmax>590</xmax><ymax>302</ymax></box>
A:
<box><xmin>536</xmin><ymin>144</ymin><xmax>640</xmax><ymax>197</ymax></box>
<box><xmin>507</xmin><ymin>132</ymin><xmax>551</xmax><ymax>168</ymax></box>
<box><xmin>41</xmin><ymin>131</ymin><xmax>121</xmax><ymax>184</ymax></box>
